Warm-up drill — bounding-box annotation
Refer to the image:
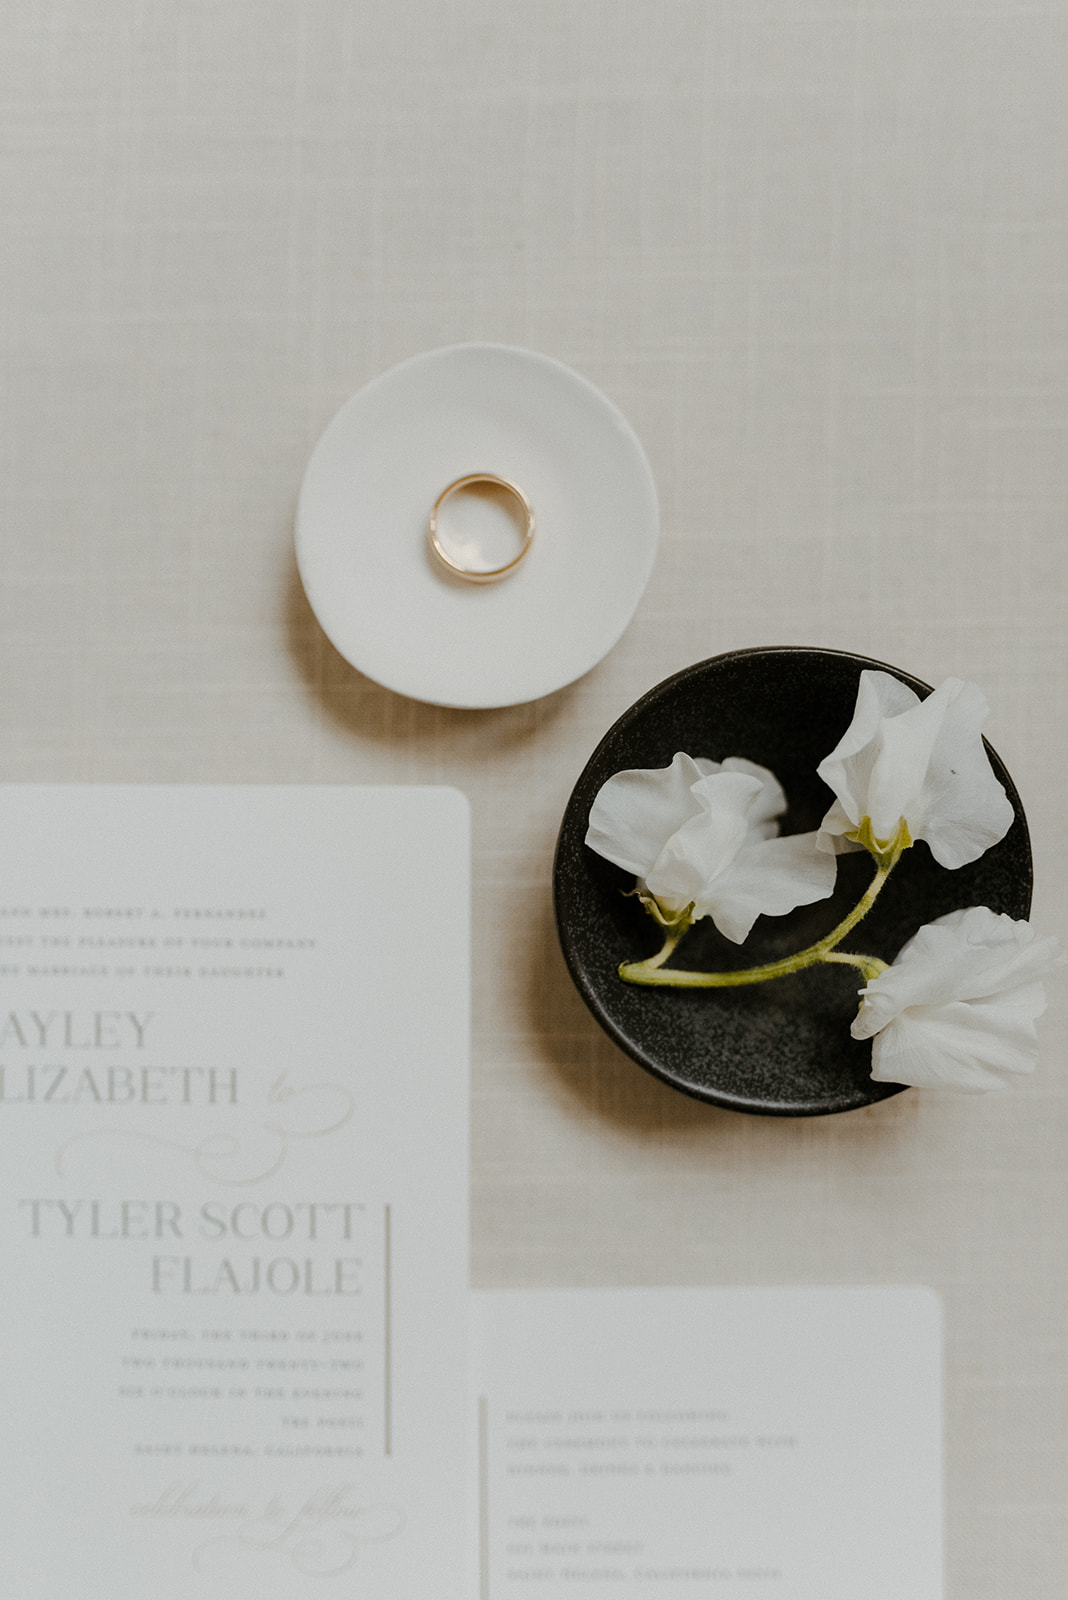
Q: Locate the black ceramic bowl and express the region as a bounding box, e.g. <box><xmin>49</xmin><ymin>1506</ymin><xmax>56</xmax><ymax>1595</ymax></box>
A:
<box><xmin>553</xmin><ymin>647</ymin><xmax>1032</xmax><ymax>1116</ymax></box>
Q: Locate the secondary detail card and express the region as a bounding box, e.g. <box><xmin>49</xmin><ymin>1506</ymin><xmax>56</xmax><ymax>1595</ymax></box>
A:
<box><xmin>471</xmin><ymin>1287</ymin><xmax>942</xmax><ymax>1600</ymax></box>
<box><xmin>0</xmin><ymin>786</ymin><xmax>470</xmax><ymax>1600</ymax></box>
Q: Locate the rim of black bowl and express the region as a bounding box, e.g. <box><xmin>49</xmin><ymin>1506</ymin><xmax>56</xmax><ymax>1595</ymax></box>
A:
<box><xmin>553</xmin><ymin>645</ymin><xmax>1033</xmax><ymax>1117</ymax></box>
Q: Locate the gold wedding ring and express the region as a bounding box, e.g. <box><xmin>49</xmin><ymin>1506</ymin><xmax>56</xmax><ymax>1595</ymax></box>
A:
<box><xmin>427</xmin><ymin>473</ymin><xmax>535</xmax><ymax>584</ymax></box>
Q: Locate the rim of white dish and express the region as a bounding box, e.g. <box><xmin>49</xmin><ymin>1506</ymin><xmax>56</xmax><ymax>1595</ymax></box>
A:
<box><xmin>294</xmin><ymin>342</ymin><xmax>659</xmax><ymax>709</ymax></box>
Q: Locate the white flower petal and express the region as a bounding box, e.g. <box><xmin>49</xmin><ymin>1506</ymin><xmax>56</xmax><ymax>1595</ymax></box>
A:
<box><xmin>852</xmin><ymin>905</ymin><xmax>1064</xmax><ymax>1092</ymax></box>
<box><xmin>865</xmin><ymin>678</ymin><xmax>957</xmax><ymax>841</ymax></box>
<box><xmin>869</xmin><ymin>996</ymin><xmax>1043</xmax><ymax>1091</ymax></box>
<box><xmin>852</xmin><ymin>907</ymin><xmax>1063</xmax><ymax>1035</ymax></box>
<box><xmin>644</xmin><ymin>771</ymin><xmax>763</xmax><ymax>918</ymax></box>
<box><xmin>697</xmin><ymin>831</ymin><xmax>838</xmax><ymax>943</ymax></box>
<box><xmin>815</xmin><ymin>799</ymin><xmax>867</xmax><ymax>856</ymax></box>
<box><xmin>586</xmin><ymin>751</ymin><xmax>834</xmax><ymax>934</ymax></box>
<box><xmin>585</xmin><ymin>752</ymin><xmax>717</xmax><ymax>878</ymax></box>
<box><xmin>905</xmin><ymin>681</ymin><xmax>1016</xmax><ymax>870</ymax></box>
<box><xmin>719</xmin><ymin>757</ymin><xmax>787</xmax><ymax>839</ymax></box>
<box><xmin>817</xmin><ymin>670</ymin><xmax>1013</xmax><ymax>867</ymax></box>
<box><xmin>817</xmin><ymin>671</ymin><xmax>919</xmax><ymax>839</ymax></box>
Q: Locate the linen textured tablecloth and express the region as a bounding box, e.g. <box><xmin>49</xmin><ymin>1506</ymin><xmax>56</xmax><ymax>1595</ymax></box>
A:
<box><xmin>1</xmin><ymin>3</ymin><xmax>1066</xmax><ymax>1593</ymax></box>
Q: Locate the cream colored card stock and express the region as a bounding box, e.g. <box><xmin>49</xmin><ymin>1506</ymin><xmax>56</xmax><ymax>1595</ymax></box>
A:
<box><xmin>0</xmin><ymin>786</ymin><xmax>471</xmax><ymax>1600</ymax></box>
<box><xmin>472</xmin><ymin>1287</ymin><xmax>942</xmax><ymax>1600</ymax></box>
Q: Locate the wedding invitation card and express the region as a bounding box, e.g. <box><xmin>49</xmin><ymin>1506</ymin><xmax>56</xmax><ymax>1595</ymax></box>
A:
<box><xmin>471</xmin><ymin>1288</ymin><xmax>943</xmax><ymax>1600</ymax></box>
<box><xmin>0</xmin><ymin>787</ymin><xmax>471</xmax><ymax>1599</ymax></box>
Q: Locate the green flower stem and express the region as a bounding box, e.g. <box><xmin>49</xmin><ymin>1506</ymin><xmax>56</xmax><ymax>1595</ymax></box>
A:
<box><xmin>640</xmin><ymin>922</ymin><xmax>691</xmax><ymax>970</ymax></box>
<box><xmin>618</xmin><ymin>861</ymin><xmax>893</xmax><ymax>989</ymax></box>
<box><xmin>821</xmin><ymin>950</ymin><xmax>889</xmax><ymax>982</ymax></box>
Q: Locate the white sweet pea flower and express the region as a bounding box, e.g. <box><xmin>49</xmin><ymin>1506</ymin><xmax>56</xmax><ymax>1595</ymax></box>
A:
<box><xmin>852</xmin><ymin>906</ymin><xmax>1064</xmax><ymax>1091</ymax></box>
<box><xmin>817</xmin><ymin>671</ymin><xmax>1014</xmax><ymax>870</ymax></box>
<box><xmin>586</xmin><ymin>751</ymin><xmax>836</xmax><ymax>944</ymax></box>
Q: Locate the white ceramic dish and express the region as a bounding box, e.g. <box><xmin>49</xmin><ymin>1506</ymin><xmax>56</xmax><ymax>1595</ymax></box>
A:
<box><xmin>295</xmin><ymin>344</ymin><xmax>659</xmax><ymax>709</ymax></box>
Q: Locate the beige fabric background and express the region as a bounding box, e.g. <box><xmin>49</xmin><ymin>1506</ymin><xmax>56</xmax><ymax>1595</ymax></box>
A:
<box><xmin>1</xmin><ymin>2</ymin><xmax>1066</xmax><ymax>1593</ymax></box>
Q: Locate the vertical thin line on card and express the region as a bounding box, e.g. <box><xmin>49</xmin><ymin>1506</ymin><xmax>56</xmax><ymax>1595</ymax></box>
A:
<box><xmin>479</xmin><ymin>1395</ymin><xmax>490</xmax><ymax>1600</ymax></box>
<box><xmin>384</xmin><ymin>1203</ymin><xmax>392</xmax><ymax>1456</ymax></box>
